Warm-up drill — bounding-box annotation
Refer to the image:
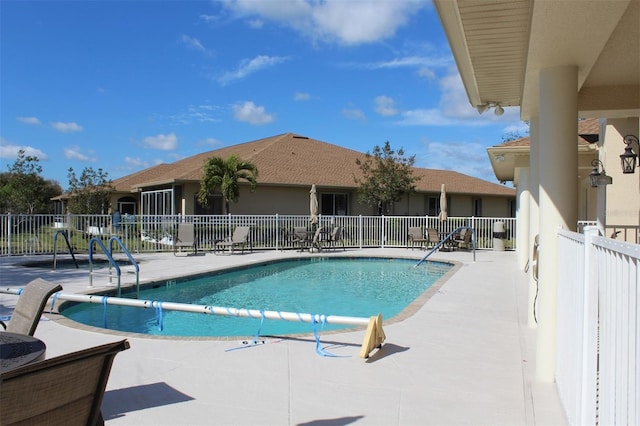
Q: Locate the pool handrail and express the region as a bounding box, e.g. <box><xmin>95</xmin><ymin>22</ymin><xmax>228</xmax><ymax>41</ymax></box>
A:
<box><xmin>88</xmin><ymin>237</ymin><xmax>122</xmax><ymax>296</ymax></box>
<box><xmin>52</xmin><ymin>230</ymin><xmax>79</xmax><ymax>270</ymax></box>
<box><xmin>414</xmin><ymin>226</ymin><xmax>476</xmax><ymax>267</ymax></box>
<box><xmin>109</xmin><ymin>236</ymin><xmax>140</xmax><ymax>298</ymax></box>
<box><xmin>0</xmin><ymin>287</ymin><xmax>385</xmax><ymax>359</ymax></box>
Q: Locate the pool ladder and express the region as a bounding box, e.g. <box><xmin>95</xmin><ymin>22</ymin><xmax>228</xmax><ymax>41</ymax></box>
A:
<box><xmin>89</xmin><ymin>236</ymin><xmax>139</xmax><ymax>297</ymax></box>
<box><xmin>52</xmin><ymin>230</ymin><xmax>79</xmax><ymax>270</ymax></box>
<box><xmin>414</xmin><ymin>226</ymin><xmax>476</xmax><ymax>267</ymax></box>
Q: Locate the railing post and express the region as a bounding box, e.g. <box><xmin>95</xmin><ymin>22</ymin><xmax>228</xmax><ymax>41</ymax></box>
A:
<box><xmin>359</xmin><ymin>215</ymin><xmax>363</xmax><ymax>250</ymax></box>
<box><xmin>6</xmin><ymin>212</ymin><xmax>12</xmax><ymax>256</ymax></box>
<box><xmin>275</xmin><ymin>214</ymin><xmax>279</xmax><ymax>251</ymax></box>
<box><xmin>381</xmin><ymin>215</ymin><xmax>386</xmax><ymax>248</ymax></box>
<box><xmin>580</xmin><ymin>226</ymin><xmax>599</xmax><ymax>425</ymax></box>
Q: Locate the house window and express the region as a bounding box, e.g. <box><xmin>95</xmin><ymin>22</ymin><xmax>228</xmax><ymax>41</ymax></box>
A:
<box><xmin>141</xmin><ymin>188</ymin><xmax>173</xmax><ymax>215</ymax></box>
<box><xmin>473</xmin><ymin>198</ymin><xmax>483</xmax><ymax>216</ymax></box>
<box><xmin>427</xmin><ymin>197</ymin><xmax>440</xmax><ymax>216</ymax></box>
<box><xmin>195</xmin><ymin>193</ymin><xmax>223</xmax><ymax>215</ymax></box>
<box><xmin>117</xmin><ymin>197</ymin><xmax>137</xmax><ymax>215</ymax></box>
<box><xmin>321</xmin><ymin>193</ymin><xmax>348</xmax><ymax>216</ymax></box>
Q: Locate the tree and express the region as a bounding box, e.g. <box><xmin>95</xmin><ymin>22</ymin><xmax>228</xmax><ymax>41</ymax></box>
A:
<box><xmin>0</xmin><ymin>149</ymin><xmax>62</xmax><ymax>213</ymax></box>
<box><xmin>198</xmin><ymin>155</ymin><xmax>258</xmax><ymax>214</ymax></box>
<box><xmin>67</xmin><ymin>167</ymin><xmax>113</xmax><ymax>214</ymax></box>
<box><xmin>354</xmin><ymin>141</ymin><xmax>420</xmax><ymax>215</ymax></box>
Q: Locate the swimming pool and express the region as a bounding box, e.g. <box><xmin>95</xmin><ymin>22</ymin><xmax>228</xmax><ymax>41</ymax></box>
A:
<box><xmin>60</xmin><ymin>257</ymin><xmax>453</xmax><ymax>337</ymax></box>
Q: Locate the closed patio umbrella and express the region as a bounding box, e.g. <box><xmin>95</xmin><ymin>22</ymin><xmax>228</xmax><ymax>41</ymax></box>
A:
<box><xmin>310</xmin><ymin>184</ymin><xmax>319</xmax><ymax>225</ymax></box>
<box><xmin>438</xmin><ymin>183</ymin><xmax>448</xmax><ymax>221</ymax></box>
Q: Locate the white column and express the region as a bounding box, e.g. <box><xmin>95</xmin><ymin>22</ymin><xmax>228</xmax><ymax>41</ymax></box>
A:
<box><xmin>528</xmin><ymin>117</ymin><xmax>540</xmax><ymax>328</ymax></box>
<box><xmin>516</xmin><ymin>167</ymin><xmax>531</xmax><ymax>269</ymax></box>
<box><xmin>536</xmin><ymin>66</ymin><xmax>579</xmax><ymax>382</ymax></box>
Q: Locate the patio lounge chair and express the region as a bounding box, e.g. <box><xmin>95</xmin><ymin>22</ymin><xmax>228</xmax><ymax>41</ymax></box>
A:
<box><xmin>407</xmin><ymin>227</ymin><xmax>429</xmax><ymax>250</ymax></box>
<box><xmin>215</xmin><ymin>226</ymin><xmax>252</xmax><ymax>254</ymax></box>
<box><xmin>309</xmin><ymin>226</ymin><xmax>324</xmax><ymax>252</ymax></box>
<box><xmin>453</xmin><ymin>228</ymin><xmax>472</xmax><ymax>250</ymax></box>
<box><xmin>0</xmin><ymin>278</ymin><xmax>62</xmax><ymax>336</ymax></box>
<box><xmin>326</xmin><ymin>226</ymin><xmax>345</xmax><ymax>251</ymax></box>
<box><xmin>173</xmin><ymin>223</ymin><xmax>197</xmax><ymax>256</ymax></box>
<box><xmin>0</xmin><ymin>339</ymin><xmax>130</xmax><ymax>426</ymax></box>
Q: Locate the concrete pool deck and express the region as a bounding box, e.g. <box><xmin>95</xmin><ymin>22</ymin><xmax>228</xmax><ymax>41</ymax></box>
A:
<box><xmin>0</xmin><ymin>248</ymin><xmax>567</xmax><ymax>425</ymax></box>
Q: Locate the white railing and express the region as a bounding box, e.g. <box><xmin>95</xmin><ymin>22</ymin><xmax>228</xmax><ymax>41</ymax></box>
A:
<box><xmin>557</xmin><ymin>227</ymin><xmax>640</xmax><ymax>425</ymax></box>
<box><xmin>0</xmin><ymin>213</ymin><xmax>516</xmax><ymax>256</ymax></box>
<box><xmin>578</xmin><ymin>220</ymin><xmax>640</xmax><ymax>244</ymax></box>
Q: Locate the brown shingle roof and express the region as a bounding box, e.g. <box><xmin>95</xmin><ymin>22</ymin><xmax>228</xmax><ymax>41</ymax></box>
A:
<box><xmin>494</xmin><ymin>118</ymin><xmax>599</xmax><ymax>148</ymax></box>
<box><xmin>113</xmin><ymin>133</ymin><xmax>514</xmax><ymax>196</ymax></box>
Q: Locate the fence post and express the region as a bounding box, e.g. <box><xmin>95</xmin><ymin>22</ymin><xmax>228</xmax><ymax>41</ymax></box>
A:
<box><xmin>381</xmin><ymin>215</ymin><xmax>386</xmax><ymax>248</ymax></box>
<box><xmin>275</xmin><ymin>214</ymin><xmax>279</xmax><ymax>251</ymax></box>
<box><xmin>580</xmin><ymin>226</ymin><xmax>599</xmax><ymax>425</ymax></box>
<box><xmin>359</xmin><ymin>215</ymin><xmax>363</xmax><ymax>250</ymax></box>
<box><xmin>7</xmin><ymin>212</ymin><xmax>12</xmax><ymax>256</ymax></box>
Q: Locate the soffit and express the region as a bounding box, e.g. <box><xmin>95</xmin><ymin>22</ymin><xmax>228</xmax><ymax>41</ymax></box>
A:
<box><xmin>434</xmin><ymin>0</ymin><xmax>639</xmax><ymax>119</ymax></box>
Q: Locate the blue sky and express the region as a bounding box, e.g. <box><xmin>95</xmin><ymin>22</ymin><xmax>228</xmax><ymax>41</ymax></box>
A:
<box><xmin>0</xmin><ymin>0</ymin><xmax>527</xmax><ymax>189</ymax></box>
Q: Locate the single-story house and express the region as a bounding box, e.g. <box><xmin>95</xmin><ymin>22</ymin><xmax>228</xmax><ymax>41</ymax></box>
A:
<box><xmin>108</xmin><ymin>132</ymin><xmax>516</xmax><ymax>217</ymax></box>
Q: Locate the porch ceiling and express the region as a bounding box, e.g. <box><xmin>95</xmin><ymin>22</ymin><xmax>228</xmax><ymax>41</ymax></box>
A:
<box><xmin>433</xmin><ymin>0</ymin><xmax>640</xmax><ymax>119</ymax></box>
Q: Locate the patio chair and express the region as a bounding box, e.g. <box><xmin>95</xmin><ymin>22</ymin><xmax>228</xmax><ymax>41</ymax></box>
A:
<box><xmin>326</xmin><ymin>226</ymin><xmax>345</xmax><ymax>251</ymax></box>
<box><xmin>173</xmin><ymin>223</ymin><xmax>197</xmax><ymax>256</ymax></box>
<box><xmin>214</xmin><ymin>226</ymin><xmax>252</xmax><ymax>254</ymax></box>
<box><xmin>407</xmin><ymin>227</ymin><xmax>429</xmax><ymax>250</ymax></box>
<box><xmin>453</xmin><ymin>228</ymin><xmax>472</xmax><ymax>250</ymax></box>
<box><xmin>0</xmin><ymin>278</ymin><xmax>62</xmax><ymax>336</ymax></box>
<box><xmin>291</xmin><ymin>226</ymin><xmax>310</xmax><ymax>251</ymax></box>
<box><xmin>309</xmin><ymin>226</ymin><xmax>325</xmax><ymax>252</ymax></box>
<box><xmin>426</xmin><ymin>228</ymin><xmax>440</xmax><ymax>248</ymax></box>
<box><xmin>0</xmin><ymin>339</ymin><xmax>130</xmax><ymax>426</ymax></box>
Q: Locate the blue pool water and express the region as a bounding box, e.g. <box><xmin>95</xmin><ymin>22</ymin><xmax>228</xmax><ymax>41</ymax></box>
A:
<box><xmin>61</xmin><ymin>257</ymin><xmax>452</xmax><ymax>337</ymax></box>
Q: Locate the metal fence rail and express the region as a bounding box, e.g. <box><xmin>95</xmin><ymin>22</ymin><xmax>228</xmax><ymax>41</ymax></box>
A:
<box><xmin>0</xmin><ymin>213</ymin><xmax>516</xmax><ymax>256</ymax></box>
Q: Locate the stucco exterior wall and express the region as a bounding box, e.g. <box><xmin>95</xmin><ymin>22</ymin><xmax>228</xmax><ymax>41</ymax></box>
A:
<box><xmin>603</xmin><ymin>118</ymin><xmax>640</xmax><ymax>239</ymax></box>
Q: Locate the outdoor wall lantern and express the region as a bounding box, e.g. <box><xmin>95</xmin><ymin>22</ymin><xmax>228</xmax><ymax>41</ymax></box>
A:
<box><xmin>620</xmin><ymin>134</ymin><xmax>640</xmax><ymax>174</ymax></box>
<box><xmin>590</xmin><ymin>159</ymin><xmax>612</xmax><ymax>188</ymax></box>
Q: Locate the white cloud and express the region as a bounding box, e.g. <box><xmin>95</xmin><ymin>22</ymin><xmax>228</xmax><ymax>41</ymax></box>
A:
<box><xmin>396</xmin><ymin>108</ymin><xmax>454</xmax><ymax>126</ymax></box>
<box><xmin>342</xmin><ymin>107</ymin><xmax>366</xmax><ymax>121</ymax></box>
<box><xmin>417</xmin><ymin>67</ymin><xmax>436</xmax><ymax>80</ymax></box>
<box><xmin>16</xmin><ymin>116</ymin><xmax>42</xmax><ymax>126</ymax></box>
<box><xmin>64</xmin><ymin>145</ymin><xmax>96</xmax><ymax>162</ymax></box>
<box><xmin>232</xmin><ymin>101</ymin><xmax>275</xmax><ymax>125</ymax></box>
<box><xmin>0</xmin><ymin>140</ymin><xmax>48</xmax><ymax>160</ymax></box>
<box><xmin>124</xmin><ymin>157</ymin><xmax>146</xmax><ymax>167</ymax></box>
<box><xmin>294</xmin><ymin>92</ymin><xmax>311</xmax><ymax>101</ymax></box>
<box><xmin>198</xmin><ymin>137</ymin><xmax>224</xmax><ymax>147</ymax></box>
<box><xmin>360</xmin><ymin>55</ymin><xmax>451</xmax><ymax>70</ymax></box>
<box><xmin>50</xmin><ymin>121</ymin><xmax>83</xmax><ymax>133</ymax></box>
<box><xmin>222</xmin><ymin>0</ymin><xmax>428</xmax><ymax>45</ymax></box>
<box><xmin>142</xmin><ymin>133</ymin><xmax>178</xmax><ymax>150</ymax></box>
<box><xmin>374</xmin><ymin>96</ymin><xmax>398</xmax><ymax>116</ymax></box>
<box><xmin>417</xmin><ymin>137</ymin><xmax>497</xmax><ymax>182</ymax></box>
<box><xmin>199</xmin><ymin>14</ymin><xmax>218</xmax><ymax>23</ymax></box>
<box><xmin>179</xmin><ymin>34</ymin><xmax>209</xmax><ymax>54</ymax></box>
<box><xmin>396</xmin><ymin>68</ymin><xmax>521</xmax><ymax>126</ymax></box>
<box><xmin>218</xmin><ymin>55</ymin><xmax>289</xmax><ymax>85</ymax></box>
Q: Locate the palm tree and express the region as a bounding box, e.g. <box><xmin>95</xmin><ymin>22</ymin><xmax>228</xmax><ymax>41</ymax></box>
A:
<box><xmin>197</xmin><ymin>155</ymin><xmax>258</xmax><ymax>214</ymax></box>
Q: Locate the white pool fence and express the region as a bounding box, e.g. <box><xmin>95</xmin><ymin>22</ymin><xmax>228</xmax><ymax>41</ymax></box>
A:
<box><xmin>0</xmin><ymin>213</ymin><xmax>516</xmax><ymax>256</ymax></box>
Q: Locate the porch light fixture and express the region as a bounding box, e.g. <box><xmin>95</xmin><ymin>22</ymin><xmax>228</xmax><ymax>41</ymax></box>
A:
<box><xmin>477</xmin><ymin>102</ymin><xmax>504</xmax><ymax>116</ymax></box>
<box><xmin>620</xmin><ymin>134</ymin><xmax>639</xmax><ymax>174</ymax></box>
<box><xmin>589</xmin><ymin>159</ymin><xmax>612</xmax><ymax>188</ymax></box>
